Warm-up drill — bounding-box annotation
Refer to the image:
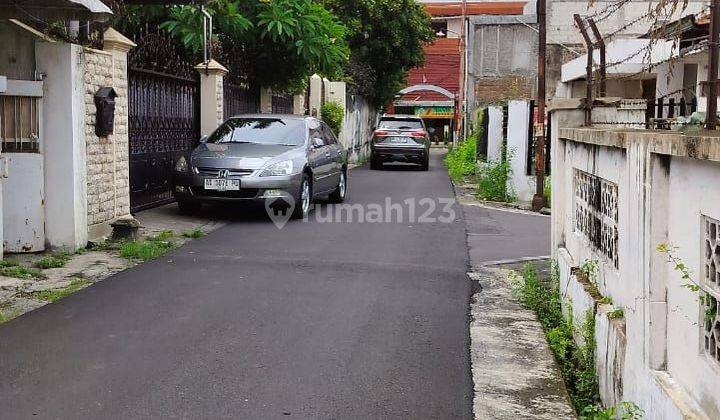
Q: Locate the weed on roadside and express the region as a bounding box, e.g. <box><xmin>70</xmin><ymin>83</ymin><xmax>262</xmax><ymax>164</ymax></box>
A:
<box><xmin>0</xmin><ymin>262</ymin><xmax>43</xmax><ymax>279</ymax></box>
<box><xmin>182</xmin><ymin>229</ymin><xmax>205</xmax><ymax>239</ymax></box>
<box><xmin>33</xmin><ymin>278</ymin><xmax>91</xmax><ymax>302</ymax></box>
<box><xmin>445</xmin><ymin>136</ymin><xmax>477</xmax><ymax>181</ymax></box>
<box><xmin>120</xmin><ymin>231</ymin><xmax>177</xmax><ymax>261</ymax></box>
<box><xmin>476</xmin><ymin>149</ymin><xmax>515</xmax><ymax>203</ymax></box>
<box><xmin>514</xmin><ymin>262</ymin><xmax>601</xmax><ymax>414</ymax></box>
<box><xmin>0</xmin><ymin>308</ymin><xmax>21</xmax><ymax>324</ymax></box>
<box><xmin>37</xmin><ymin>253</ymin><xmax>71</xmax><ymax>269</ymax></box>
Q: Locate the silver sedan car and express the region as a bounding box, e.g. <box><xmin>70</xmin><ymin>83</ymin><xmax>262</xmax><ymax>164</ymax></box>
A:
<box><xmin>172</xmin><ymin>115</ymin><xmax>348</xmax><ymax>219</ymax></box>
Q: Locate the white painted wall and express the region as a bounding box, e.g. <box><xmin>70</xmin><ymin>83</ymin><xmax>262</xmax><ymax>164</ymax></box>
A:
<box><xmin>507</xmin><ymin>100</ymin><xmax>535</xmax><ymax>202</ymax></box>
<box><xmin>309</xmin><ymin>74</ymin><xmax>322</xmax><ymax>117</ymax></box>
<box><xmin>551</xmin><ymin>105</ymin><xmax>720</xmax><ymax>418</ymax></box>
<box><xmin>35</xmin><ymin>41</ymin><xmax>88</xmax><ymax>250</ymax></box>
<box><xmin>486</xmin><ymin>106</ymin><xmax>503</xmax><ymax>161</ymax></box>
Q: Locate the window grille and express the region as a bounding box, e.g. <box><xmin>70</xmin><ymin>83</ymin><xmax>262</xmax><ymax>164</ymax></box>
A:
<box><xmin>0</xmin><ymin>95</ymin><xmax>40</xmax><ymax>153</ymax></box>
<box><xmin>574</xmin><ymin>169</ymin><xmax>619</xmax><ymax>268</ymax></box>
<box><xmin>702</xmin><ymin>216</ymin><xmax>720</xmax><ymax>363</ymax></box>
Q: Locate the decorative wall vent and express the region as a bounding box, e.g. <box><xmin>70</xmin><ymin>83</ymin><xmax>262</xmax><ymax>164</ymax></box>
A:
<box><xmin>574</xmin><ymin>169</ymin><xmax>619</xmax><ymax>268</ymax></box>
<box><xmin>702</xmin><ymin>216</ymin><xmax>720</xmax><ymax>363</ymax></box>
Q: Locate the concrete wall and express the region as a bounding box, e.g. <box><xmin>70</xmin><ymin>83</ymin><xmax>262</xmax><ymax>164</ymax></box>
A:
<box><xmin>339</xmin><ymin>94</ymin><xmax>377</xmax><ymax>162</ymax></box>
<box><xmin>486</xmin><ymin>106</ymin><xmax>503</xmax><ymax>162</ymax></box>
<box><xmin>469</xmin><ymin>16</ymin><xmax>538</xmax><ymax>110</ymax></box>
<box><xmin>36</xmin><ymin>41</ymin><xmax>88</xmax><ymax>250</ymax></box>
<box><xmin>0</xmin><ymin>21</ymin><xmax>36</xmax><ymax>80</ymax></box>
<box><xmin>506</xmin><ymin>101</ymin><xmax>536</xmax><ymax>202</ymax></box>
<box><xmin>551</xmin><ymin>103</ymin><xmax>720</xmax><ymax>418</ymax></box>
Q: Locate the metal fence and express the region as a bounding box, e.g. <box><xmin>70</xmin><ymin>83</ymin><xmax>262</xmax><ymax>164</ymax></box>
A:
<box><xmin>223</xmin><ymin>83</ymin><xmax>259</xmax><ymax>118</ymax></box>
<box><xmin>645</xmin><ymin>97</ymin><xmax>698</xmax><ymax>129</ymax></box>
<box><xmin>271</xmin><ymin>93</ymin><xmax>293</xmax><ymax>114</ymax></box>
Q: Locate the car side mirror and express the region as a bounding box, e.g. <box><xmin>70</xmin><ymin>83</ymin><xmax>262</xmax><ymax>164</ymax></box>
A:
<box><xmin>312</xmin><ymin>137</ymin><xmax>325</xmax><ymax>148</ymax></box>
<box><xmin>199</xmin><ymin>135</ymin><xmax>209</xmax><ymax>143</ymax></box>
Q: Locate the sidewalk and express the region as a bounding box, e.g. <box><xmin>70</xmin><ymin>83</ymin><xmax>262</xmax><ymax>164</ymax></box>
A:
<box><xmin>0</xmin><ymin>204</ymin><xmax>224</xmax><ymax>323</ymax></box>
<box><xmin>459</xmin><ymin>189</ymin><xmax>576</xmax><ymax>419</ymax></box>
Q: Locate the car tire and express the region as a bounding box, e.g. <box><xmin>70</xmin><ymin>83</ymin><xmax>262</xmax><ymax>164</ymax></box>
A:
<box><xmin>292</xmin><ymin>174</ymin><xmax>312</xmax><ymax>220</ymax></box>
<box><xmin>329</xmin><ymin>169</ymin><xmax>347</xmax><ymax>203</ymax></box>
<box><xmin>370</xmin><ymin>155</ymin><xmax>381</xmax><ymax>170</ymax></box>
<box><xmin>177</xmin><ymin>200</ymin><xmax>201</xmax><ymax>214</ymax></box>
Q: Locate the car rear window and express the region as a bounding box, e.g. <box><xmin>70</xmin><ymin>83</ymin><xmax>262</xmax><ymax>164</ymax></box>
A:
<box><xmin>378</xmin><ymin>119</ymin><xmax>423</xmax><ymax>130</ymax></box>
<box><xmin>207</xmin><ymin>118</ymin><xmax>306</xmax><ymax>146</ymax></box>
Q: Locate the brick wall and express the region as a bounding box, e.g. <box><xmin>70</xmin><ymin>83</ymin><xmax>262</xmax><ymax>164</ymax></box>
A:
<box><xmin>83</xmin><ymin>47</ymin><xmax>130</xmax><ymax>228</ymax></box>
<box><xmin>474</xmin><ymin>75</ymin><xmax>535</xmax><ymax>106</ymax></box>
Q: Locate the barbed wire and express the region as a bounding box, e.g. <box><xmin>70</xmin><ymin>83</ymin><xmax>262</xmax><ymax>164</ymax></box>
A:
<box><xmin>580</xmin><ymin>0</ymin><xmax>633</xmax><ymax>23</ymax></box>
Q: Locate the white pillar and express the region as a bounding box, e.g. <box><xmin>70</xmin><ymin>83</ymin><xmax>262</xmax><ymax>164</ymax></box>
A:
<box><xmin>195</xmin><ymin>59</ymin><xmax>228</xmax><ymax>135</ymax></box>
<box><xmin>309</xmin><ymin>74</ymin><xmax>322</xmax><ymax>117</ymax></box>
<box><xmin>260</xmin><ymin>87</ymin><xmax>273</xmax><ymax>114</ymax></box>
<box><xmin>507</xmin><ymin>100</ymin><xmax>535</xmax><ymax>202</ymax></box>
<box><xmin>293</xmin><ymin>94</ymin><xmax>305</xmax><ymax>115</ymax></box>
<box><xmin>36</xmin><ymin>41</ymin><xmax>88</xmax><ymax>249</ymax></box>
<box><xmin>486</xmin><ymin>106</ymin><xmax>503</xmax><ymax>162</ymax></box>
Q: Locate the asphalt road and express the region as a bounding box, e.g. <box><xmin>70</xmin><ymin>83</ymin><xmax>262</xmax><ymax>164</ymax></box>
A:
<box><xmin>0</xmin><ymin>153</ymin><xmax>476</xmax><ymax>419</ymax></box>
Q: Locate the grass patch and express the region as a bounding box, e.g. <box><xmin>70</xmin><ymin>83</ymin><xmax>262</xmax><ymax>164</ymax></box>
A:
<box><xmin>0</xmin><ymin>262</ymin><xmax>43</xmax><ymax>279</ymax></box>
<box><xmin>512</xmin><ymin>262</ymin><xmax>600</xmax><ymax>414</ymax></box>
<box><xmin>0</xmin><ymin>308</ymin><xmax>20</xmax><ymax>324</ymax></box>
<box><xmin>33</xmin><ymin>278</ymin><xmax>91</xmax><ymax>302</ymax></box>
<box><xmin>444</xmin><ymin>136</ymin><xmax>477</xmax><ymax>182</ymax></box>
<box><xmin>476</xmin><ymin>149</ymin><xmax>515</xmax><ymax>202</ymax></box>
<box><xmin>36</xmin><ymin>253</ymin><xmax>71</xmax><ymax>269</ymax></box>
<box><xmin>182</xmin><ymin>229</ymin><xmax>205</xmax><ymax>239</ymax></box>
<box><xmin>120</xmin><ymin>230</ymin><xmax>176</xmax><ymax>261</ymax></box>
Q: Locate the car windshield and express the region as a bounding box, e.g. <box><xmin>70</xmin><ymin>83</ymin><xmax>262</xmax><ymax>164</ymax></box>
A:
<box><xmin>379</xmin><ymin>119</ymin><xmax>423</xmax><ymax>130</ymax></box>
<box><xmin>206</xmin><ymin>118</ymin><xmax>306</xmax><ymax>146</ymax></box>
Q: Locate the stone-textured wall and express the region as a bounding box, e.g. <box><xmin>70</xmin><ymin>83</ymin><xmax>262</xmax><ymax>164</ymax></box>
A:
<box><xmin>83</xmin><ymin>47</ymin><xmax>130</xmax><ymax>229</ymax></box>
<box><xmin>216</xmin><ymin>75</ymin><xmax>224</xmax><ymax>122</ymax></box>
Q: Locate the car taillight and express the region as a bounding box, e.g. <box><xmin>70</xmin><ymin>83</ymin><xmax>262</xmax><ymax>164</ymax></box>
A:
<box><xmin>410</xmin><ymin>130</ymin><xmax>428</xmax><ymax>138</ymax></box>
<box><xmin>374</xmin><ymin>130</ymin><xmax>390</xmax><ymax>137</ymax></box>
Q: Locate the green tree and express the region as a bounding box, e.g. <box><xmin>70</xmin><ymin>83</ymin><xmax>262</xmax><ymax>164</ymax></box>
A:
<box><xmin>321</xmin><ymin>0</ymin><xmax>435</xmax><ymax>106</ymax></box>
<box><xmin>115</xmin><ymin>0</ymin><xmax>349</xmax><ymax>91</ymax></box>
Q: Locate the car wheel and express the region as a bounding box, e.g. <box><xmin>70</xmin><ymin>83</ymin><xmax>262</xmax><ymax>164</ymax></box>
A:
<box><xmin>292</xmin><ymin>174</ymin><xmax>312</xmax><ymax>219</ymax></box>
<box><xmin>370</xmin><ymin>155</ymin><xmax>381</xmax><ymax>170</ymax></box>
<box><xmin>177</xmin><ymin>200</ymin><xmax>201</xmax><ymax>214</ymax></box>
<box><xmin>329</xmin><ymin>170</ymin><xmax>347</xmax><ymax>203</ymax></box>
<box><xmin>421</xmin><ymin>157</ymin><xmax>429</xmax><ymax>171</ymax></box>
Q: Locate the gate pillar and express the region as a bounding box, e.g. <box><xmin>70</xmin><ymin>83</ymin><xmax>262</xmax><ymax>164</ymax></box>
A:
<box><xmin>195</xmin><ymin>60</ymin><xmax>228</xmax><ymax>135</ymax></box>
<box><xmin>260</xmin><ymin>87</ymin><xmax>273</xmax><ymax>114</ymax></box>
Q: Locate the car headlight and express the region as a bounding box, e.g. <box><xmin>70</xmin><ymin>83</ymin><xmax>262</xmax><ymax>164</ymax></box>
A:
<box><xmin>175</xmin><ymin>156</ymin><xmax>189</xmax><ymax>172</ymax></box>
<box><xmin>260</xmin><ymin>160</ymin><xmax>294</xmax><ymax>177</ymax></box>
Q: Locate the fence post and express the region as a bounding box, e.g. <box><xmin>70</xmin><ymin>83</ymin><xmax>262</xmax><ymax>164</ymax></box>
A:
<box><xmin>195</xmin><ymin>59</ymin><xmax>228</xmax><ymax>135</ymax></box>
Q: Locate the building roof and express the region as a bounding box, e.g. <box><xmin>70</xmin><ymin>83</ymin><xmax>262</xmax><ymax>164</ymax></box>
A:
<box><xmin>424</xmin><ymin>2</ymin><xmax>527</xmax><ymax>17</ymax></box>
<box><xmin>398</xmin><ymin>38</ymin><xmax>461</xmax><ymax>104</ymax></box>
<box><xmin>0</xmin><ymin>0</ymin><xmax>112</xmax><ymax>20</ymax></box>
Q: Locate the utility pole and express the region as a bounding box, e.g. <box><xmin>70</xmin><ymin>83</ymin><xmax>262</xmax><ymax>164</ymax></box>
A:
<box><xmin>532</xmin><ymin>0</ymin><xmax>547</xmax><ymax>212</ymax></box>
<box><xmin>456</xmin><ymin>0</ymin><xmax>468</xmax><ymax>145</ymax></box>
<box><xmin>706</xmin><ymin>0</ymin><xmax>720</xmax><ymax>130</ymax></box>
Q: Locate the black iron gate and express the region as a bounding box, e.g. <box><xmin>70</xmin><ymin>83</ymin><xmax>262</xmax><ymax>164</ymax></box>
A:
<box><xmin>128</xmin><ymin>68</ymin><xmax>200</xmax><ymax>212</ymax></box>
<box><xmin>224</xmin><ymin>83</ymin><xmax>260</xmax><ymax>117</ymax></box>
<box><xmin>271</xmin><ymin>93</ymin><xmax>293</xmax><ymax>114</ymax></box>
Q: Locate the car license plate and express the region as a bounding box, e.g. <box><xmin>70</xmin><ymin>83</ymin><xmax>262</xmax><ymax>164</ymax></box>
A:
<box><xmin>389</xmin><ymin>137</ymin><xmax>408</xmax><ymax>143</ymax></box>
<box><xmin>204</xmin><ymin>178</ymin><xmax>240</xmax><ymax>191</ymax></box>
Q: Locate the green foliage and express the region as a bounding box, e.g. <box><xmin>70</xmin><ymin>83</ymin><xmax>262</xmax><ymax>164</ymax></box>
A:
<box><xmin>0</xmin><ymin>261</ymin><xmax>43</xmax><ymax>280</ymax></box>
<box><xmin>579</xmin><ymin>259</ymin><xmax>600</xmax><ymax>282</ymax></box>
<box><xmin>599</xmin><ymin>296</ymin><xmax>613</xmax><ymax>305</ymax></box>
<box><xmin>120</xmin><ymin>231</ymin><xmax>177</xmax><ymax>261</ymax></box>
<box><xmin>476</xmin><ymin>149</ymin><xmax>515</xmax><ymax>202</ymax></box>
<box><xmin>581</xmin><ymin>402</ymin><xmax>644</xmax><ymax>420</ymax></box>
<box><xmin>514</xmin><ymin>262</ymin><xmax>602</xmax><ymax>414</ymax></box>
<box><xmin>544</xmin><ymin>176</ymin><xmax>552</xmax><ymax>207</ymax></box>
<box><xmin>356</xmin><ymin>154</ymin><xmax>367</xmax><ymax>166</ymax></box>
<box><xmin>33</xmin><ymin>279</ymin><xmax>92</xmax><ymax>303</ymax></box>
<box><xmin>607</xmin><ymin>309</ymin><xmax>624</xmax><ymax>320</ymax></box>
<box><xmin>119</xmin><ymin>0</ymin><xmax>349</xmax><ymax>91</ymax></box>
<box><xmin>444</xmin><ymin>137</ymin><xmax>476</xmax><ymax>182</ymax></box>
<box><xmin>182</xmin><ymin>229</ymin><xmax>205</xmax><ymax>239</ymax></box>
<box><xmin>321</xmin><ymin>101</ymin><xmax>345</xmax><ymax>136</ymax></box>
<box><xmin>36</xmin><ymin>253</ymin><xmax>71</xmax><ymax>269</ymax></box>
<box><xmin>321</xmin><ymin>0</ymin><xmax>435</xmax><ymax>105</ymax></box>
<box><xmin>657</xmin><ymin>243</ymin><xmax>701</xmax><ymax>292</ymax></box>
